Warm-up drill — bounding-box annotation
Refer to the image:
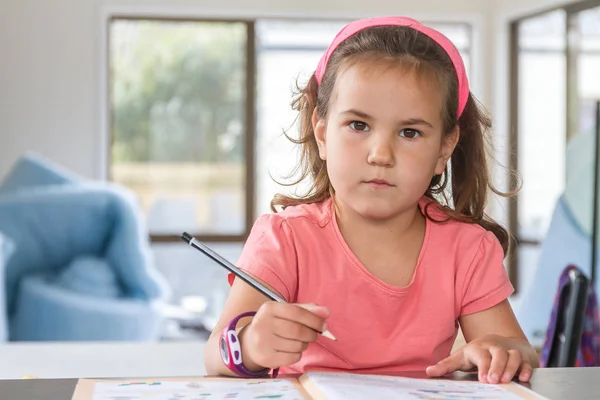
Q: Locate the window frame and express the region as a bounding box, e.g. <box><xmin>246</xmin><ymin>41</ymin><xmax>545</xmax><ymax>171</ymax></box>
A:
<box><xmin>106</xmin><ymin>16</ymin><xmax>257</xmax><ymax>243</ymax></box>
<box><xmin>508</xmin><ymin>0</ymin><xmax>600</xmax><ymax>292</ymax></box>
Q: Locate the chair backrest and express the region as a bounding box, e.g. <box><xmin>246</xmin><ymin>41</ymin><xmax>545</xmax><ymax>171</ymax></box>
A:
<box><xmin>543</xmin><ymin>266</ymin><xmax>589</xmax><ymax>367</ymax></box>
<box><xmin>541</xmin><ymin>265</ymin><xmax>600</xmax><ymax>367</ymax></box>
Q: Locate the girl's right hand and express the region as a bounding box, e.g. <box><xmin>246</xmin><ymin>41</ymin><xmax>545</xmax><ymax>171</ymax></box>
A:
<box><xmin>239</xmin><ymin>302</ymin><xmax>330</xmax><ymax>370</ymax></box>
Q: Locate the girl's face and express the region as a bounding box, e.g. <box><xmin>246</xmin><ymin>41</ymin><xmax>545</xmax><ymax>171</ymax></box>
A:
<box><xmin>313</xmin><ymin>59</ymin><xmax>459</xmax><ymax>220</ymax></box>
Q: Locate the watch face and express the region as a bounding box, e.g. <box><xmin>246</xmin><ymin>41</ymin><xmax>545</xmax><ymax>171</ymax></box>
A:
<box><xmin>220</xmin><ymin>336</ymin><xmax>229</xmax><ymax>364</ymax></box>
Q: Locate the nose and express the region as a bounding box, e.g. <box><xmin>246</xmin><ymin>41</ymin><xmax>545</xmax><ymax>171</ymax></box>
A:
<box><xmin>367</xmin><ymin>134</ymin><xmax>395</xmax><ymax>167</ymax></box>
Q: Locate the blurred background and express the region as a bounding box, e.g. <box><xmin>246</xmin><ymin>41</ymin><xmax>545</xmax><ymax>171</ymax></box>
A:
<box><xmin>0</xmin><ymin>0</ymin><xmax>599</xmax><ymax>356</ymax></box>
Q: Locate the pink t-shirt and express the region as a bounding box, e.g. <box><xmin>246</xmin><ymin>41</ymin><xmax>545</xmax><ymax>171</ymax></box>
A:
<box><xmin>232</xmin><ymin>197</ymin><xmax>514</xmax><ymax>374</ymax></box>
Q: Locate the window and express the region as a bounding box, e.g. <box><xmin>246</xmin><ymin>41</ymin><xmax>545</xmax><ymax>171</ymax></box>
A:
<box><xmin>109</xmin><ymin>18</ymin><xmax>253</xmax><ymax>242</ymax></box>
<box><xmin>255</xmin><ymin>19</ymin><xmax>347</xmax><ymax>217</ymax></box>
<box><xmin>509</xmin><ymin>1</ymin><xmax>600</xmax><ymax>294</ymax></box>
<box><xmin>510</xmin><ymin>10</ymin><xmax>567</xmax><ymax>292</ymax></box>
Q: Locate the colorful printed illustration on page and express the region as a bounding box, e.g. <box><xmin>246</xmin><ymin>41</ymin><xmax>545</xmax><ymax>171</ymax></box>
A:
<box><xmin>91</xmin><ymin>379</ymin><xmax>305</xmax><ymax>400</ymax></box>
<box><xmin>405</xmin><ymin>379</ymin><xmax>526</xmax><ymax>400</ymax></box>
<box><xmin>305</xmin><ymin>372</ymin><xmax>531</xmax><ymax>400</ymax></box>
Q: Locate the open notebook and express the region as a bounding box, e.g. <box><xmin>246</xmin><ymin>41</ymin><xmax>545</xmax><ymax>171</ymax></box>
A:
<box><xmin>71</xmin><ymin>371</ymin><xmax>548</xmax><ymax>400</ymax></box>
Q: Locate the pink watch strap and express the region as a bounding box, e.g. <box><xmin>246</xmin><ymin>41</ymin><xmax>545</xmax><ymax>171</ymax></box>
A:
<box><xmin>220</xmin><ymin>311</ymin><xmax>279</xmax><ymax>378</ymax></box>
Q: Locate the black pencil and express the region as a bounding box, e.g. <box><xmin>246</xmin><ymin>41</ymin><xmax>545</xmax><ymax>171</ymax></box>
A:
<box><xmin>181</xmin><ymin>232</ymin><xmax>336</xmax><ymax>341</ymax></box>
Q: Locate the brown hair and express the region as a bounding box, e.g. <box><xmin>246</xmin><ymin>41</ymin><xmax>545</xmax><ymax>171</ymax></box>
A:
<box><xmin>270</xmin><ymin>26</ymin><xmax>518</xmax><ymax>254</ymax></box>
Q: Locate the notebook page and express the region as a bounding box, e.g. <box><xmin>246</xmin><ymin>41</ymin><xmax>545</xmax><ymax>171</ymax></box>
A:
<box><xmin>303</xmin><ymin>372</ymin><xmax>546</xmax><ymax>400</ymax></box>
<box><xmin>87</xmin><ymin>378</ymin><xmax>307</xmax><ymax>400</ymax></box>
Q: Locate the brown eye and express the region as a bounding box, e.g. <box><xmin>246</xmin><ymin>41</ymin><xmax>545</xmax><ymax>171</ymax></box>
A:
<box><xmin>400</xmin><ymin>129</ymin><xmax>421</xmax><ymax>139</ymax></box>
<box><xmin>349</xmin><ymin>121</ymin><xmax>369</xmax><ymax>132</ymax></box>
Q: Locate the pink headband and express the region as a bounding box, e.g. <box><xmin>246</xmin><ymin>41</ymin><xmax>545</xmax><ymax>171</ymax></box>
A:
<box><xmin>315</xmin><ymin>16</ymin><xmax>470</xmax><ymax>118</ymax></box>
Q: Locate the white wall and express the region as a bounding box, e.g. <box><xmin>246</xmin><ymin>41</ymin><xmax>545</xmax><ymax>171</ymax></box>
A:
<box><xmin>0</xmin><ymin>0</ymin><xmax>98</xmax><ymax>179</ymax></box>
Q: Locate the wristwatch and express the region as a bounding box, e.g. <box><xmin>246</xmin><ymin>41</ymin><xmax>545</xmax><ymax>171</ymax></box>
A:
<box><xmin>219</xmin><ymin>311</ymin><xmax>279</xmax><ymax>378</ymax></box>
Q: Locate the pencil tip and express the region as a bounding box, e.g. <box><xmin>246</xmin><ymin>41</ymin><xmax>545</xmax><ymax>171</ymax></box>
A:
<box><xmin>321</xmin><ymin>329</ymin><xmax>337</xmax><ymax>341</ymax></box>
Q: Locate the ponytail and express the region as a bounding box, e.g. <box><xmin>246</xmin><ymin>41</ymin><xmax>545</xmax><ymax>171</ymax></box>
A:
<box><xmin>426</xmin><ymin>94</ymin><xmax>518</xmax><ymax>255</ymax></box>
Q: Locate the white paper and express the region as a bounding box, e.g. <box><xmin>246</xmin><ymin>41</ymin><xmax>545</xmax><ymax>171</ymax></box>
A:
<box><xmin>91</xmin><ymin>379</ymin><xmax>305</xmax><ymax>400</ymax></box>
<box><xmin>306</xmin><ymin>372</ymin><xmax>535</xmax><ymax>400</ymax></box>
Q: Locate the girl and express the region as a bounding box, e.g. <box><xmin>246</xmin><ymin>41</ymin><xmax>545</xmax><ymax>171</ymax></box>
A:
<box><xmin>205</xmin><ymin>16</ymin><xmax>539</xmax><ymax>384</ymax></box>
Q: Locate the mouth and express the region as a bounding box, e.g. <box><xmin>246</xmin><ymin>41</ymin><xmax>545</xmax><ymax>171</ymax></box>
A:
<box><xmin>364</xmin><ymin>179</ymin><xmax>395</xmax><ymax>188</ymax></box>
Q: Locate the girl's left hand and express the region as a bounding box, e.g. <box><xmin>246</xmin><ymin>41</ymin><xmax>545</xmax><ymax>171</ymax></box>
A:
<box><xmin>425</xmin><ymin>334</ymin><xmax>537</xmax><ymax>384</ymax></box>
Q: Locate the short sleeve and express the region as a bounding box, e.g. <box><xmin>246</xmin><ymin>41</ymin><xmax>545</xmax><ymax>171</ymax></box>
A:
<box><xmin>458</xmin><ymin>231</ymin><xmax>514</xmax><ymax>316</ymax></box>
<box><xmin>230</xmin><ymin>214</ymin><xmax>298</xmax><ymax>302</ymax></box>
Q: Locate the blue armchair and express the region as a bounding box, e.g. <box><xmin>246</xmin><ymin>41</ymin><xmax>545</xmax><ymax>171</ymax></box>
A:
<box><xmin>0</xmin><ymin>152</ymin><xmax>171</xmax><ymax>341</ymax></box>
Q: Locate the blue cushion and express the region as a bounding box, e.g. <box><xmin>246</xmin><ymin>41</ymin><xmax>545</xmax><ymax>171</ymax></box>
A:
<box><xmin>0</xmin><ymin>152</ymin><xmax>77</xmax><ymax>195</ymax></box>
<box><xmin>53</xmin><ymin>256</ymin><xmax>123</xmax><ymax>298</ymax></box>
<box><xmin>0</xmin><ymin>232</ymin><xmax>15</xmax><ymax>341</ymax></box>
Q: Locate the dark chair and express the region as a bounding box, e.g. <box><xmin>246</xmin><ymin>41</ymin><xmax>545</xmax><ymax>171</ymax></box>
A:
<box><xmin>543</xmin><ymin>266</ymin><xmax>589</xmax><ymax>367</ymax></box>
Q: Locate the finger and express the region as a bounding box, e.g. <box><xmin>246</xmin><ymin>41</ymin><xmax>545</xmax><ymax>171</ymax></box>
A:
<box><xmin>272</xmin><ymin>318</ymin><xmax>318</xmax><ymax>343</ymax></box>
<box><xmin>297</xmin><ymin>303</ymin><xmax>331</xmax><ymax>319</ymax></box>
<box><xmin>270</xmin><ymin>334</ymin><xmax>310</xmax><ymax>354</ymax></box>
<box><xmin>518</xmin><ymin>362</ymin><xmax>533</xmax><ymax>382</ymax></box>
<box><xmin>426</xmin><ymin>351</ymin><xmax>465</xmax><ymax>377</ymax></box>
<box><xmin>272</xmin><ymin>303</ymin><xmax>329</xmax><ymax>333</ymax></box>
<box><xmin>501</xmin><ymin>350</ymin><xmax>522</xmax><ymax>383</ymax></box>
<box><xmin>487</xmin><ymin>346</ymin><xmax>509</xmax><ymax>384</ymax></box>
<box><xmin>258</xmin><ymin>350</ymin><xmax>303</xmax><ymax>370</ymax></box>
<box><xmin>463</xmin><ymin>347</ymin><xmax>492</xmax><ymax>383</ymax></box>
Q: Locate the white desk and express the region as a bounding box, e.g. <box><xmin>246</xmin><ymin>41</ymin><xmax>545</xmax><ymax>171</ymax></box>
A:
<box><xmin>0</xmin><ymin>341</ymin><xmax>207</xmax><ymax>380</ymax></box>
